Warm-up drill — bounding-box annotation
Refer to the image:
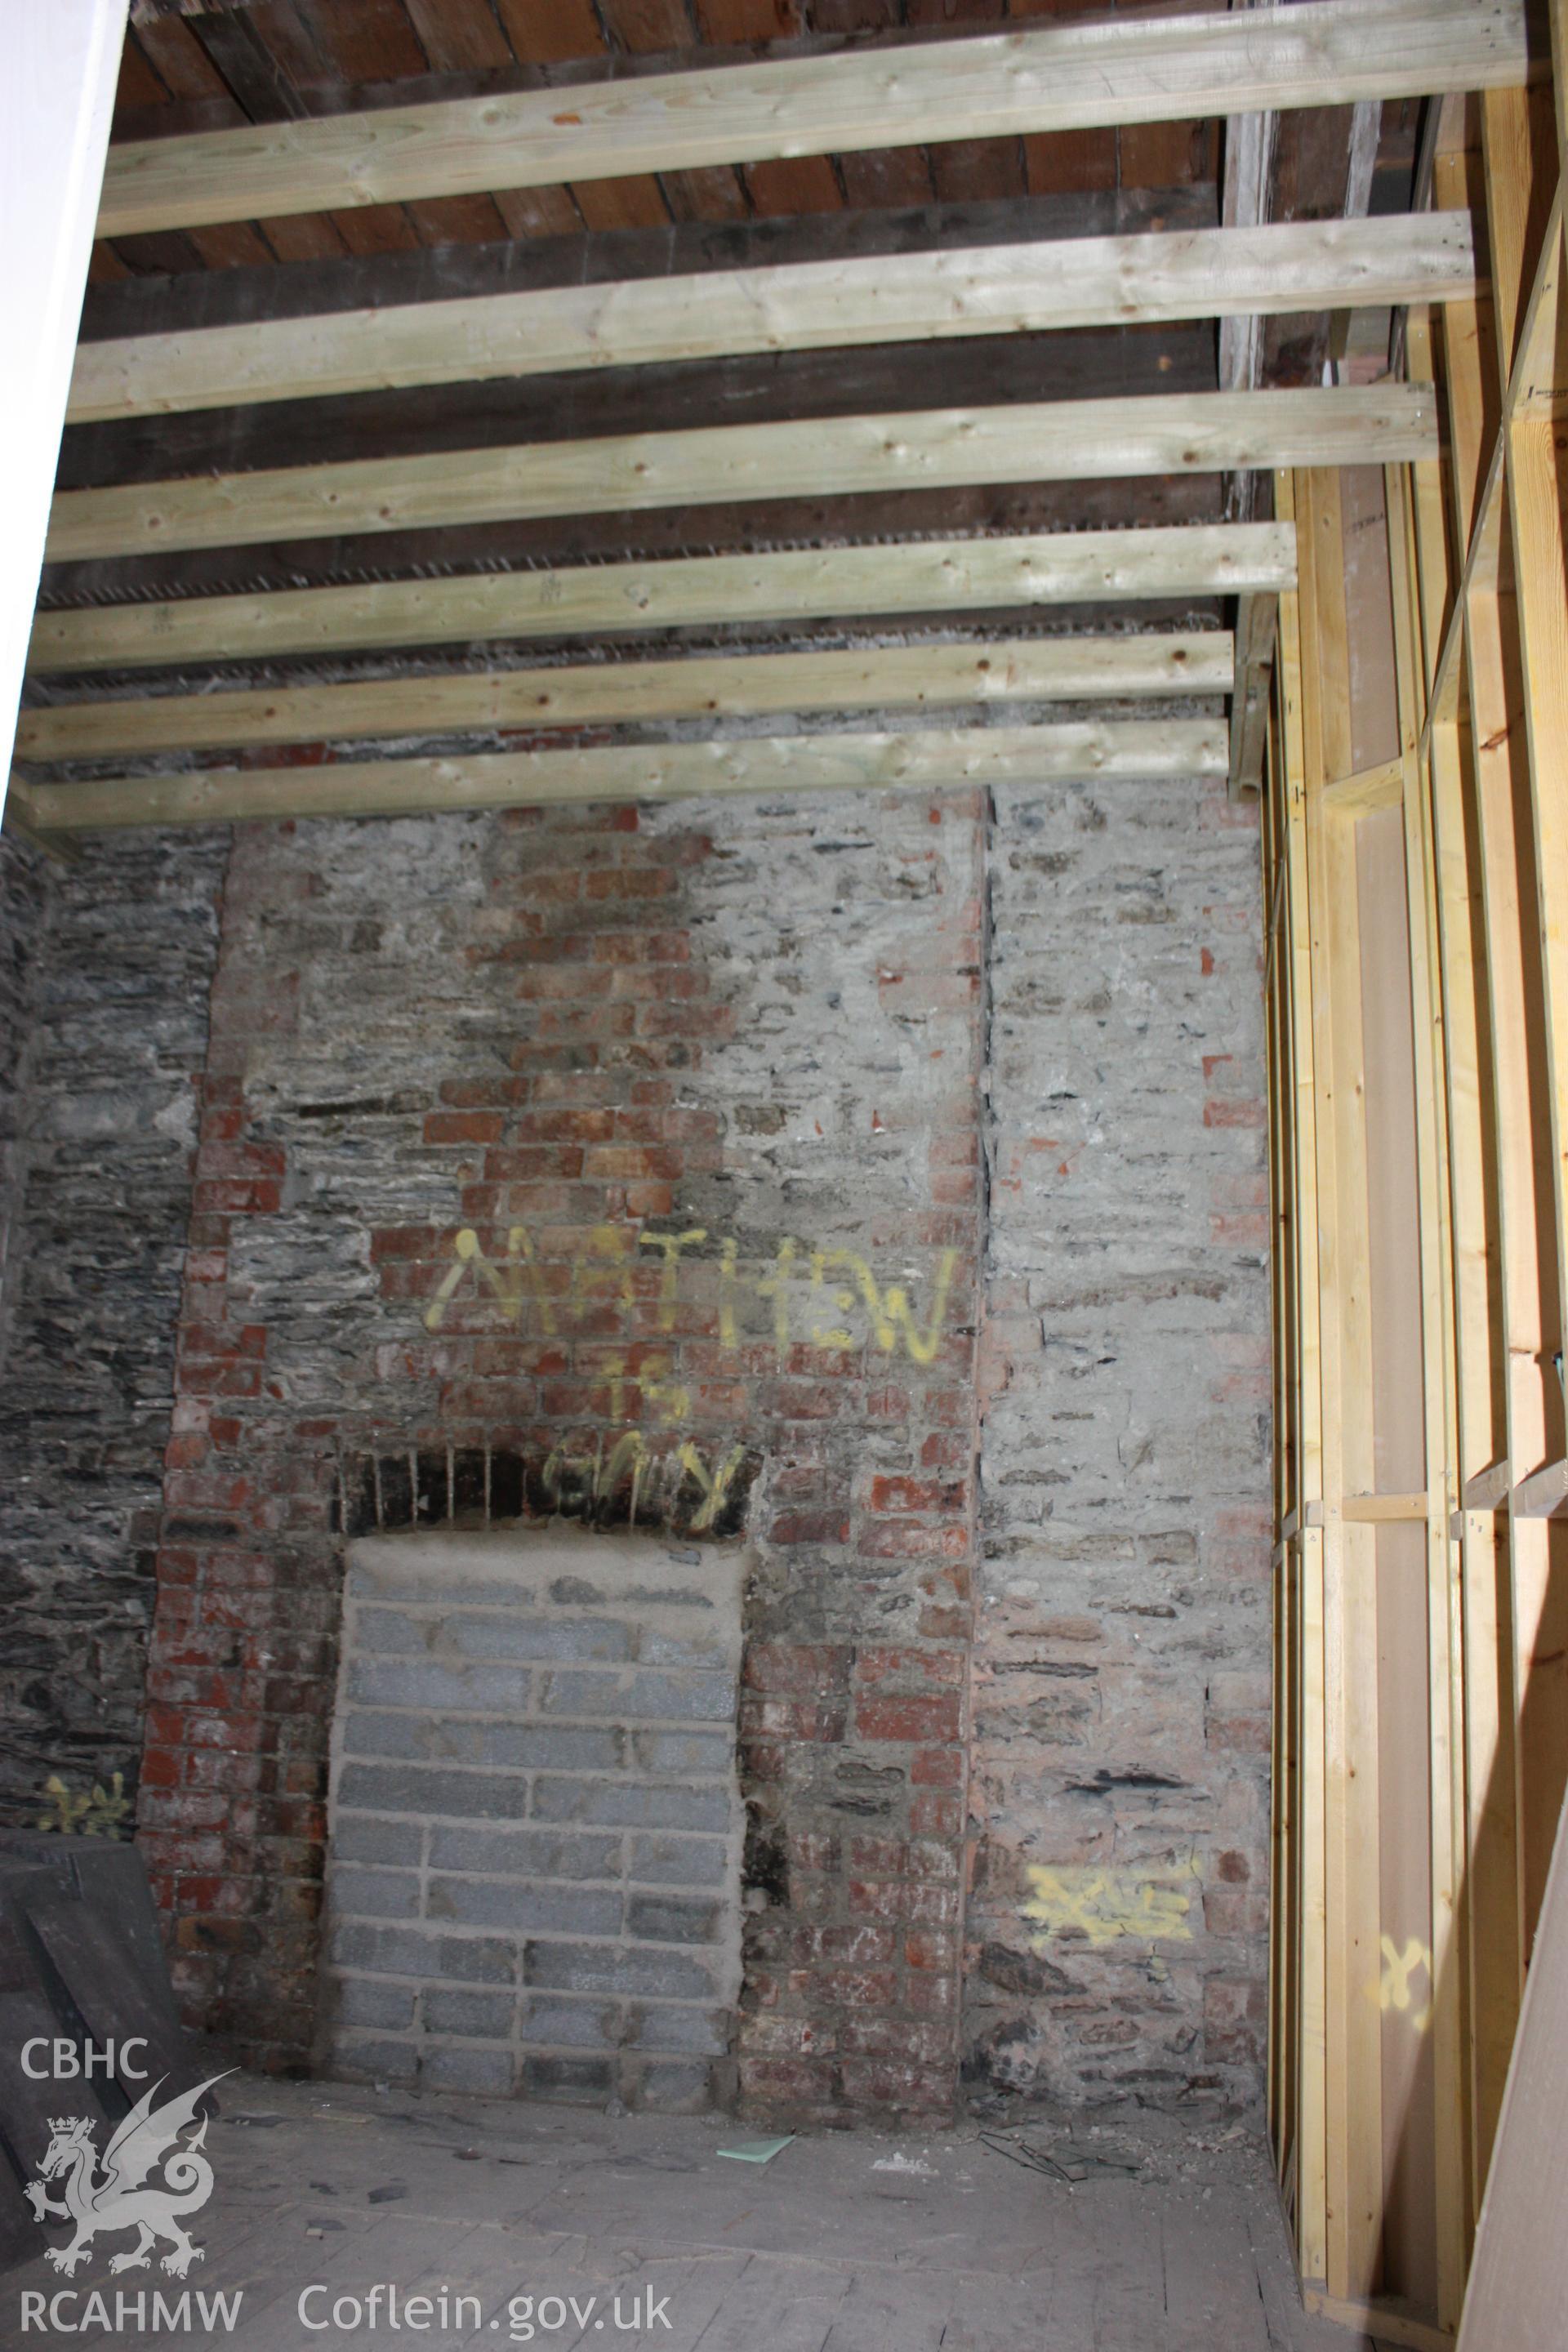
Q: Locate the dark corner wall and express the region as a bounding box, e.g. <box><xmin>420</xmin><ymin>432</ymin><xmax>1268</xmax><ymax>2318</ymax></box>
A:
<box><xmin>0</xmin><ymin>826</ymin><xmax>225</xmax><ymax>1837</ymax></box>
<box><xmin>0</xmin><ymin>768</ymin><xmax>1269</xmax><ymax>2121</ymax></box>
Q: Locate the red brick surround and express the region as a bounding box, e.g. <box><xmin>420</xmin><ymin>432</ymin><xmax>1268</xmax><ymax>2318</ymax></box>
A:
<box><xmin>138</xmin><ymin>793</ymin><xmax>986</xmax><ymax>2123</ymax></box>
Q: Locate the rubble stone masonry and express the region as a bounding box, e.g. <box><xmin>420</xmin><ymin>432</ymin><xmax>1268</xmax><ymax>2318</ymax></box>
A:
<box><xmin>969</xmin><ymin>774</ymin><xmax>1271</xmax><ymax>2110</ymax></box>
<box><xmin>0</xmin><ymin>767</ymin><xmax>1269</xmax><ymax>2121</ymax></box>
<box><xmin>0</xmin><ymin>828</ymin><xmax>224</xmax><ymax>1836</ymax></box>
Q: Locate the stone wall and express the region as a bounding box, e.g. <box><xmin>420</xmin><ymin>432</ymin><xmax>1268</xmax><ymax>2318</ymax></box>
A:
<box><xmin>0</xmin><ymin>835</ymin><xmax>50</xmax><ymax>1354</ymax></box>
<box><xmin>966</xmin><ymin>773</ymin><xmax>1271</xmax><ymax>2110</ymax></box>
<box><xmin>0</xmin><ymin>770</ymin><xmax>1272</xmax><ymax>2118</ymax></box>
<box><xmin>139</xmin><ymin>794</ymin><xmax>984</xmax><ymax>2117</ymax></box>
<box><xmin>0</xmin><ymin>826</ymin><xmax>225</xmax><ymax>1836</ymax></box>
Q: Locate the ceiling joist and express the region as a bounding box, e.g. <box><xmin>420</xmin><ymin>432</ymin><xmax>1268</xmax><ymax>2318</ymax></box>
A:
<box><xmin>47</xmin><ymin>12</ymin><xmax>1449</xmax><ymax>843</ymax></box>
<box><xmin>7</xmin><ymin>720</ymin><xmax>1230</xmax><ymax>835</ymax></box>
<box><xmin>96</xmin><ymin>0</ymin><xmax>1529</xmax><ymax>238</ymax></box>
<box><xmin>66</xmin><ymin>213</ymin><xmax>1477</xmax><ymax>424</ymax></box>
<box><xmin>17</xmin><ymin>634</ymin><xmax>1232</xmax><ymax>764</ymax></box>
<box><xmin>46</xmin><ymin>389</ymin><xmax>1433</xmax><ymax>565</ymax></box>
<box><xmin>27</xmin><ymin>523</ymin><xmax>1294</xmax><ymax>676</ymax></box>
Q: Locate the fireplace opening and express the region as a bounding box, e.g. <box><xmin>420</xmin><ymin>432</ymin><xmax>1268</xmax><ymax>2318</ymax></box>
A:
<box><xmin>323</xmin><ymin>1526</ymin><xmax>747</xmax><ymax>2112</ymax></box>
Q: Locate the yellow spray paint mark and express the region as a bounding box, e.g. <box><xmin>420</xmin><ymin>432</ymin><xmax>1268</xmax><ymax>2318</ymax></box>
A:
<box><xmin>1022</xmin><ymin>1858</ymin><xmax>1200</xmax><ymax>1948</ymax></box>
<box><xmin>806</xmin><ymin>1250</ymin><xmax>858</xmax><ymax>1352</ymax></box>
<box><xmin>645</xmin><ymin>1380</ymin><xmax>692</xmax><ymax>1427</ymax></box>
<box><xmin>570</xmin><ymin>1223</ymin><xmax>635</xmax><ymax>1319</ymax></box>
<box><xmin>838</xmin><ymin>1246</ymin><xmax>960</xmax><ymax>1365</ymax></box>
<box><xmin>719</xmin><ymin>1238</ymin><xmax>741</xmax><ymax>1351</ymax></box>
<box><xmin>1374</xmin><ymin>1935</ymin><xmax>1432</xmax><ymax>2032</ymax></box>
<box><xmin>424</xmin><ymin>1225</ymin><xmax>555</xmax><ymax>1334</ymax></box>
<box><xmin>677</xmin><ymin>1441</ymin><xmax>748</xmax><ymax>1534</ymax></box>
<box><xmin>639</xmin><ymin>1229</ymin><xmax>706</xmax><ymax>1330</ymax></box>
<box><xmin>807</xmin><ymin>1247</ymin><xmax>960</xmax><ymax>1361</ymax></box>
<box><xmin>601</xmin><ymin>1354</ymin><xmax>689</xmax><ymax>1429</ymax></box>
<box><xmin>753</xmin><ymin>1236</ymin><xmax>798</xmax><ymax>1353</ymax></box>
<box><xmin>534</xmin><ymin>1432</ymin><xmax>746</xmax><ymax>1534</ymax></box>
<box><xmin>601</xmin><ymin>1431</ymin><xmax>649</xmax><ymax>1526</ymax></box>
<box><xmin>37</xmin><ymin>1771</ymin><xmax>131</xmax><ymax>1840</ymax></box>
<box><xmin>423</xmin><ymin>1222</ymin><xmax>958</xmax><ymax>1365</ymax></box>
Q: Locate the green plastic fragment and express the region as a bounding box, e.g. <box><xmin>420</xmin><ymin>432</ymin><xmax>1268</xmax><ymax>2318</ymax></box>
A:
<box><xmin>715</xmin><ymin>2136</ymin><xmax>796</xmax><ymax>2165</ymax></box>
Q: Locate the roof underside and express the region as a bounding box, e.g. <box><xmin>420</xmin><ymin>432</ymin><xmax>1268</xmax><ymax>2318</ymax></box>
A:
<box><xmin>7</xmin><ymin>0</ymin><xmax>1472</xmax><ymax>840</ymax></box>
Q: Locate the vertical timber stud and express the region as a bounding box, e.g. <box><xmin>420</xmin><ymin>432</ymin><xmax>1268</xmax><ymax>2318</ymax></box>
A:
<box><xmin>1432</xmin><ymin>162</ymin><xmax>1533</xmax><ymax>2220</ymax></box>
<box><xmin>1297</xmin><ymin>462</ymin><xmax>1385</xmax><ymax>2305</ymax></box>
<box><xmin>1388</xmin><ymin>453</ymin><xmax>1469</xmax><ymax>2333</ymax></box>
<box><xmin>1491</xmin><ymin>74</ymin><xmax>1568</xmax><ymax>1618</ymax></box>
<box><xmin>1272</xmin><ymin>466</ymin><xmax>1330</xmax><ymax>2287</ymax></box>
<box><xmin>1232</xmin><ymin>592</ymin><xmax>1281</xmax><ymax>800</ymax></box>
<box><xmin>1264</xmin><ymin>709</ymin><xmax>1290</xmax><ymax>2161</ymax></box>
<box><xmin>1407</xmin><ymin>300</ymin><xmax>1505</xmax><ymax>2262</ymax></box>
<box><xmin>1476</xmin><ymin>87</ymin><xmax>1568</xmax><ymax>1967</ymax></box>
<box><xmin>1264</xmin><ymin>527</ymin><xmax>1303</xmax><ymax>2198</ymax></box>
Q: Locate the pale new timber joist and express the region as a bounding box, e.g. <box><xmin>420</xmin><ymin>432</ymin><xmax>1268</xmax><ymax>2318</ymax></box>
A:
<box><xmin>7</xmin><ymin>720</ymin><xmax>1228</xmax><ymax>834</ymax></box>
<box><xmin>28</xmin><ymin>522</ymin><xmax>1295</xmax><ymax>676</ymax></box>
<box><xmin>67</xmin><ymin>213</ymin><xmax>1477</xmax><ymax>422</ymax></box>
<box><xmin>94</xmin><ymin>0</ymin><xmax>1530</xmax><ymax>238</ymax></box>
<box><xmin>15</xmin><ymin>635</ymin><xmax>1232</xmax><ymax>763</ymax></box>
<box><xmin>45</xmin><ymin>389</ymin><xmax>1435</xmax><ymax>564</ymax></box>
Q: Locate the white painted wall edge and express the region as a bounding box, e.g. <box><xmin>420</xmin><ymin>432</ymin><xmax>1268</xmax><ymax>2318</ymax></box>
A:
<box><xmin>0</xmin><ymin>0</ymin><xmax>128</xmax><ymax>817</ymax></box>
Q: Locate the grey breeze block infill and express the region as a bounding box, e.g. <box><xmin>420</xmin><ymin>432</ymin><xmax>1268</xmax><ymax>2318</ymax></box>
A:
<box><xmin>325</xmin><ymin>1526</ymin><xmax>748</xmax><ymax>2113</ymax></box>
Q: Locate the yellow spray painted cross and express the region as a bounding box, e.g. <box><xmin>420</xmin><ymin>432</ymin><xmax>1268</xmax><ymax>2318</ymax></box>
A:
<box><xmin>1022</xmin><ymin>1859</ymin><xmax>1200</xmax><ymax>1948</ymax></box>
<box><xmin>1375</xmin><ymin>1935</ymin><xmax>1432</xmax><ymax>2032</ymax></box>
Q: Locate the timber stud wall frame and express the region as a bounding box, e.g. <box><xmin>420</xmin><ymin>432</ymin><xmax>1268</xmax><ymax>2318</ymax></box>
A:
<box><xmin>1264</xmin><ymin>9</ymin><xmax>1568</xmax><ymax>2345</ymax></box>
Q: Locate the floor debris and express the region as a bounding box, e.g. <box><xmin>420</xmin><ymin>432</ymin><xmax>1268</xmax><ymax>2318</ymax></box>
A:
<box><xmin>715</xmin><ymin>2134</ymin><xmax>795</xmax><ymax>2165</ymax></box>
<box><xmin>979</xmin><ymin>2131</ymin><xmax>1141</xmax><ymax>2183</ymax></box>
<box><xmin>7</xmin><ymin>2070</ymin><xmax>1349</xmax><ymax>2349</ymax></box>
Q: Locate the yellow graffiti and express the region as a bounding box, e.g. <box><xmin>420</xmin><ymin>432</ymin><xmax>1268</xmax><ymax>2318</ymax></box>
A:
<box><xmin>535</xmin><ymin>1432</ymin><xmax>747</xmax><ymax>1535</ymax></box>
<box><xmin>425</xmin><ymin>1220</ymin><xmax>957</xmax><ymax>1365</ymax></box>
<box><xmin>677</xmin><ymin>1441</ymin><xmax>748</xmax><ymax>1534</ymax></box>
<box><xmin>753</xmin><ymin>1236</ymin><xmax>798</xmax><ymax>1353</ymax></box>
<box><xmin>1022</xmin><ymin>1859</ymin><xmax>1200</xmax><ymax>1948</ymax></box>
<box><xmin>719</xmin><ymin>1238</ymin><xmax>740</xmax><ymax>1350</ymax></box>
<box><xmin>639</xmin><ymin>1229</ymin><xmax>707</xmax><ymax>1329</ymax></box>
<box><xmin>601</xmin><ymin>1432</ymin><xmax>649</xmax><ymax>1525</ymax></box>
<box><xmin>806</xmin><ymin>1251</ymin><xmax>857</xmax><ymax>1352</ymax></box>
<box><xmin>603</xmin><ymin>1353</ymin><xmax>689</xmax><ymax>1429</ymax></box>
<box><xmin>569</xmin><ymin>1222</ymin><xmax>635</xmax><ymax>1320</ymax></box>
<box><xmin>37</xmin><ymin>1771</ymin><xmax>131</xmax><ymax>1840</ymax></box>
<box><xmin>816</xmin><ymin>1247</ymin><xmax>958</xmax><ymax>1365</ymax></box>
<box><xmin>423</xmin><ymin>1225</ymin><xmax>555</xmax><ymax>1334</ymax></box>
<box><xmin>1375</xmin><ymin>1935</ymin><xmax>1432</xmax><ymax>2032</ymax></box>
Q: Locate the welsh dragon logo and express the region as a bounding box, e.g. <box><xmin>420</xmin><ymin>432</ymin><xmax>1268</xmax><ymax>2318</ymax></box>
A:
<box><xmin>24</xmin><ymin>2071</ymin><xmax>231</xmax><ymax>2278</ymax></box>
